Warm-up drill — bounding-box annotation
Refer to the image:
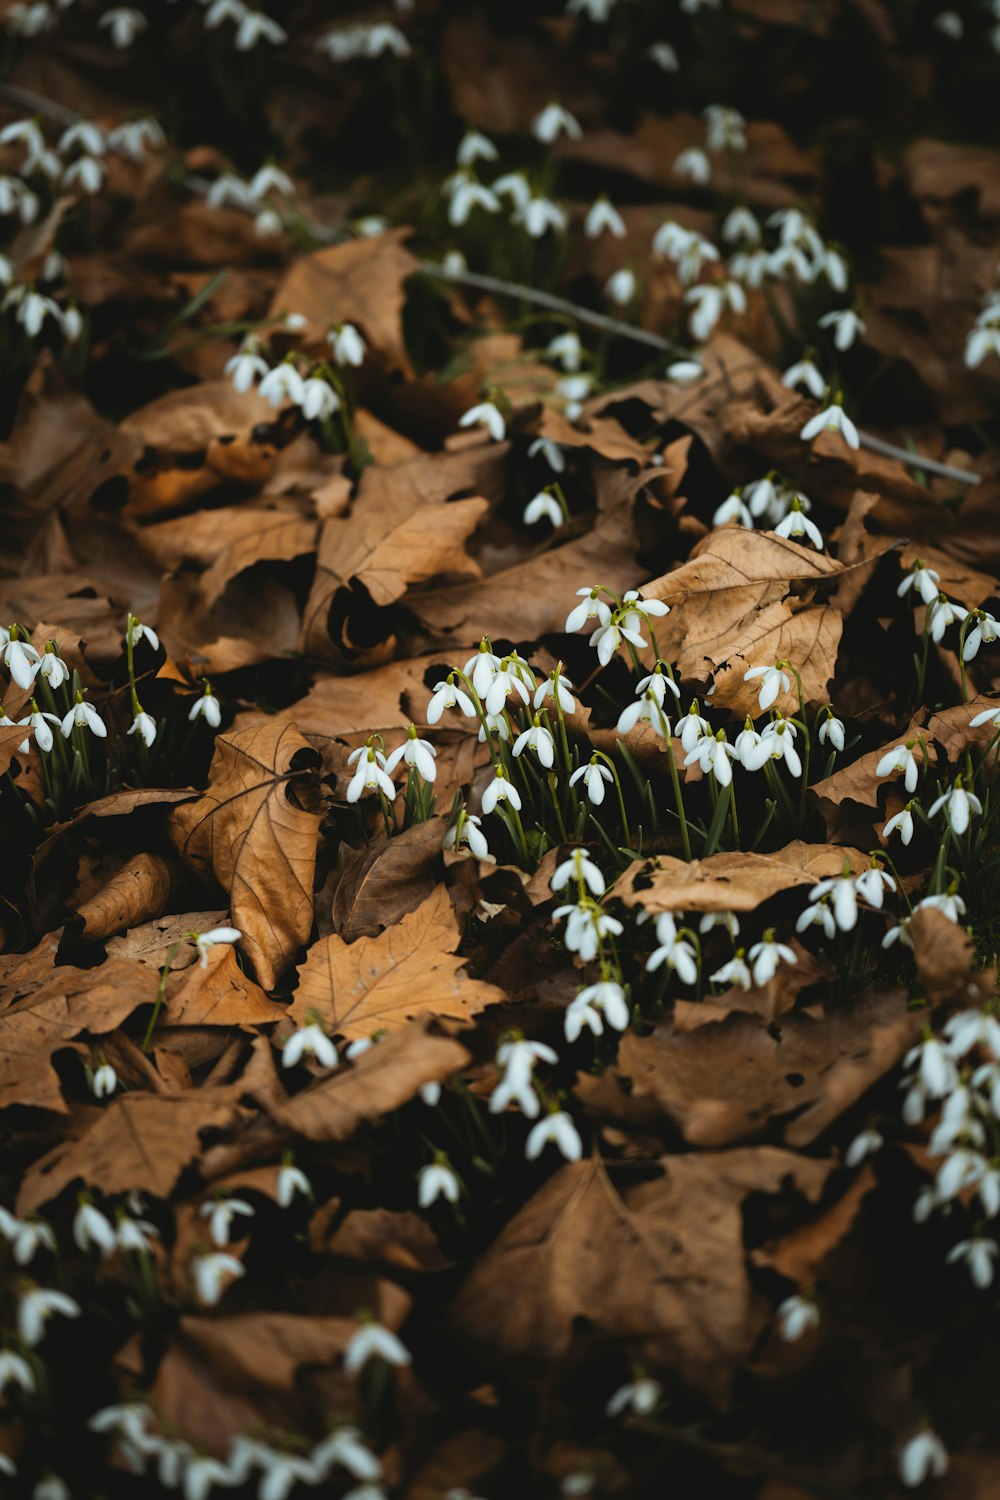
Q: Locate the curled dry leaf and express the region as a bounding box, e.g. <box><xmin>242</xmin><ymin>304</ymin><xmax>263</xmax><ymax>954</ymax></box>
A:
<box><xmin>71</xmin><ymin>851</ymin><xmax>174</xmax><ymax>941</ymax></box>
<box><xmin>328</xmin><ymin>817</ymin><xmax>447</xmax><ymax>940</ymax></box>
<box><xmin>619</xmin><ymin>840</ymin><xmax>870</xmax><ymax>915</ymax></box>
<box><xmin>290</xmin><ymin>884</ymin><xmax>503</xmax><ymax>1039</ymax></box>
<box><xmin>453</xmin><ymin>1151</ymin><xmax>831</xmax><ymax>1406</ymax></box>
<box><xmin>168</xmin><ymin>719</ymin><xmax>322</xmax><ymax>990</ymax></box>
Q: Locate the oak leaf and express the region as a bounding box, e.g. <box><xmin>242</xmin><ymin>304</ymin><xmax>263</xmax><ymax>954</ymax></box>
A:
<box><xmin>168</xmin><ymin>720</ymin><xmax>322</xmax><ymax>990</ymax></box>
<box><xmin>290</xmin><ymin>884</ymin><xmax>503</xmax><ymax>1038</ymax></box>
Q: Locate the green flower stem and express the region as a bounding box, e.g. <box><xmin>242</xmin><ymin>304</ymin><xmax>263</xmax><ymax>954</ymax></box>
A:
<box><xmin>655</xmin><ymin>705</ymin><xmax>692</xmax><ymax>861</ymax></box>
<box><xmin>142</xmin><ymin>940</ymin><xmax>185</xmax><ymax>1053</ymax></box>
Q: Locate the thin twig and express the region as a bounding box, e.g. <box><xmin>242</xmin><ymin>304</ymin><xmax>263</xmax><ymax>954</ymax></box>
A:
<box><xmin>0</xmin><ymin>80</ymin><xmax>984</xmax><ymax>487</ymax></box>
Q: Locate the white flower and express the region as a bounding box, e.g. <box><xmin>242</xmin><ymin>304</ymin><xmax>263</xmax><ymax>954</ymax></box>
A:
<box><xmin>721</xmin><ymin>205</ymin><xmax>760</xmax><ymax>245</ymax></box>
<box><xmin>713</xmin><ymin>491</ymin><xmax>753</xmax><ymax>528</ymax></box>
<box><xmin>418</xmin><ymin>1159</ymin><xmax>460</xmax><ymax>1207</ymax></box>
<box><xmin>38</xmin><ymin>650</ymin><xmax>68</xmax><ymax>690</ymax></box>
<box><xmin>490</xmin><ymin>1037</ymin><xmax>555</xmax><ymax>1117</ymax></box>
<box><xmin>99</xmin><ymin>7</ymin><xmax>146</xmax><ymax>47</ymax></box>
<box><xmin>966</xmin><ymin>325</ymin><xmax>1000</xmax><ymax>368</ymax></box>
<box><xmin>948</xmin><ymin>1235</ymin><xmax>999</xmax><ymax>1289</ymax></box>
<box><xmin>817</xmin><ymin>714</ymin><xmax>845</xmax><ymax>751</ymax></box>
<box><xmin>684</xmin><ymin>280</ymin><xmax>746</xmax><ymax>341</ymax></box>
<box><xmin>665</xmin><ymin>359</ymin><xmax>705</xmax><ymax>384</ymax></box>
<box><xmin>854</xmin><ymin>864</ymin><xmax>896</xmax><ymax>908</ymax></box>
<box><xmin>807</xmin><ymin>873</ymin><xmax>858</xmax><ymax>932</ymax></box>
<box><xmin>796</xmin><ymin>898</ymin><xmax>837</xmax><ymax>940</ymax></box>
<box><xmin>748</xmin><ymin>933</ymin><xmax>797</xmax><ymax>986</ymax></box>
<box><xmin>385</xmin><ymin>729</ymin><xmax>437</xmax><ymax>781</ymax></box>
<box><xmin>523</xmin><ymin>490</ymin><xmax>564</xmax><ymax>527</ymax></box>
<box><xmin>4</xmin><ymin>1217</ymin><xmax>55</xmax><ymax>1267</ymax></box>
<box><xmin>458</xmin><ymin>401</ymin><xmax>505</xmax><ymax>442</ymax></box>
<box><xmin>898</xmin><ymin>1430</ymin><xmax>948</xmax><ymax>1488</ymax></box>
<box><xmin>527</xmin><ymin>437</ymin><xmax>566</xmax><ymax>474</ymax></box>
<box><xmin>91</xmin><ymin>1061</ymin><xmax>118</xmax><ymax>1098</ymax></box>
<box><xmin>545</xmin><ymin>332</ymin><xmax>583</xmax><ymax>372</ymax></box>
<box><xmin>189</xmin><ymin>688</ymin><xmax>222</xmax><ymax>727</ymax></box>
<box><xmin>566</xmin><ymin>587</ymin><xmax>611</xmax><ymax>633</ymax></box>
<box><xmin>646</xmin><ymin>913</ymin><xmax>698</xmax><ymax>984</ymax></box>
<box><xmin>427</xmin><ymin>677</ymin><xmax>475</xmax><ymax>723</ymax></box>
<box><xmin>525</xmin><ymin>1111</ymin><xmax>582</xmax><ymax>1161</ymax></box>
<box><xmin>782</xmin><ymin>357</ymin><xmax>826</xmax><ymax>399</ymax></box>
<box><xmin>604</xmin><ymin>268</ymin><xmax>636</xmax><ymax>306</ymax></box>
<box><xmin>481</xmin><ymin>769</ymin><xmax>522</xmax><ymax>815</ymax></box>
<box><xmin>963</xmin><ymin>611</ymin><xmax>999</xmax><ymax>661</ymax></box>
<box><xmin>258</xmin><ymin>363</ymin><xmax>305</xmax><ymax>409</ymax></box>
<box><xmin>761</xmin><ymin>717</ymin><xmax>801</xmax><ymax>776</ymax></box>
<box><xmin>191</xmin><ymin>1252</ymin><xmax>244</xmax><ymax>1307</ymax></box>
<box><xmin>0</xmin><ymin>1349</ymin><xmax>34</xmax><ymax>1396</ymax></box>
<box><xmin>74</xmin><ymin>1200</ymin><xmax>116</xmax><ymax>1256</ymax></box>
<box><xmin>904</xmin><ymin>1037</ymin><xmax>958</xmax><ymax>1099</ymax></box>
<box><xmin>709</xmin><ymin>952</ymin><xmax>752</xmax><ymax>990</ymax></box>
<box><xmin>943</xmin><ymin>1008</ymin><xmax>1000</xmax><ymax>1060</ymax></box>
<box><xmin>192</xmin><ymin>926</ymin><xmax>241</xmax><ymax>967</ymax></box>
<box><xmin>3</xmin><ymin>635</ymin><xmax>41</xmax><ymax>689</ymax></box>
<box><xmin>553</xmin><ymin>903</ymin><xmax>623</xmax><ymax>963</ymax></box>
<box><xmin>200</xmin><ymin>1196</ymin><xmax>254</xmax><ymax>1248</ymax></box>
<box><xmin>518</xmin><ymin>196</ymin><xmax>569</xmax><ymax>239</ymax></box>
<box><xmin>927</xmin><ymin>780</ymin><xmax>982</xmax><ymax>836</ymax></box>
<box><xmin>512</xmin><ymin>719</ymin><xmax>555</xmax><ymax>767</ymax></box>
<box><xmin>606</xmin><ymin>1376</ymin><xmax>661</xmax><ymax>1416</ymax></box>
<box><xmin>845</xmin><ymin>1126</ymin><xmax>884</xmax><ymax>1168</ymax></box>
<box><xmin>818</xmin><ymin>308</ymin><xmax>865</xmax><ymax>351</ymax></box>
<box><xmin>235</xmin><ymin>9</ymin><xmax>287</xmax><ymax>49</ymax></box>
<box><xmin>775</xmin><ymin>1295</ymin><xmax>820</xmax><ymax>1342</ymax></box>
<box><xmin>551</xmin><ymin>847</ymin><xmax>605</xmax><ymax>897</ymax></box>
<box><xmin>897</xmin><ymin>561</ymin><xmax>941</xmax><ymax>607</ymax></box>
<box><xmin>344</xmin><ymin>1321</ymin><xmax>411</xmax><ymax>1376</ymax></box>
<box><xmin>329</xmin><ymin>323</ymin><xmax>367</xmax><ymax>367</ymax></box>
<box><xmin>346</xmin><ymin>746</ymin><xmax>396</xmax><ymax>803</ymax></box>
<box><xmin>875</xmin><ymin>742</ymin><xmax>921</xmax><ymax>794</ymax></box>
<box><xmin>63</xmin><ymin>156</ymin><xmax>105</xmax><ymax>195</ymax></box>
<box><xmin>799</xmin><ymin>398</ymin><xmax>860</xmax><ymax>450</ymax></box>
<box><xmin>927</xmin><ymin>595</ymin><xmax>967</xmax><ymax>644</ymax></box>
<box><xmin>534</xmin><ymin>668</ymin><xmax>576</xmax><ymax>714</ymax></box>
<box><xmin>704</xmin><ymin>104</ymin><xmax>747</xmax><ymax>152</ymax></box>
<box><xmin>732</xmin><ymin>721</ymin><xmax>768</xmax><ymax>772</ymax></box>
<box><xmin>532</xmin><ymin>103</ymin><xmax>583</xmax><ymax>143</ymax></box>
<box><xmin>589</xmin><ymin>613</ymin><xmax>646</xmax><ymax>667</ymax></box>
<box><xmin>282</xmin><ymin>1024</ymin><xmax>338</xmax><ymax>1071</ymax></box>
<box><xmin>18</xmin><ymin>1287</ymin><xmax>80</xmax><ymax>1347</ymax></box>
<box><xmin>116</xmin><ymin>1215</ymin><xmax>159</xmax><ymax>1255</ymax></box>
<box><xmin>673</xmin><ymin>147</ymin><xmax>711</xmax><ymax>184</ymax></box>
<box><xmin>128</xmin><ymin>710</ymin><xmax>157</xmax><ymax>748</ymax></box>
<box><xmin>60</xmin><ymin>697</ymin><xmax>106</xmax><ymax>739</ymax></box>
<box><xmin>225</xmin><ymin>340</ymin><xmax>269</xmax><ymax>393</ymax></box>
<box><xmin>17</xmin><ymin>707</ymin><xmax>60</xmax><ymax>755</ymax></box>
<box><xmin>444</xmin><ymin>812</ymin><xmax>490</xmax><ymax>861</ymax></box>
<box><xmin>585</xmin><ymin>196</ymin><xmax>626</xmax><ymax>238</ymax></box>
<box><xmin>674</xmin><ymin>702</ymin><xmax>710</xmax><ymax>753</ymax></box>
<box><xmin>276</xmin><ymin>1161</ymin><xmax>311</xmax><ymax>1207</ymax></box>
<box><xmin>569</xmin><ymin>759</ymin><xmax>614</xmax><ymax>804</ymax></box>
<box><xmin>297</xmin><ymin>377</ymin><xmax>338</xmax><ymax>423</ymax></box>
<box><xmin>774</xmin><ymin>500</ymin><xmax>823</xmax><ymax>549</ymax></box>
<box><xmin>744</xmin><ymin>662</ymin><xmax>791</xmax><ymax>711</ymax></box>
<box><xmin>456</xmin><ymin>130</ymin><xmax>498</xmax><ymax>168</ymax></box>
<box><xmin>914</xmin><ymin>891</ymin><xmax>966</xmax><ymax>923</ymax></box>
<box><xmin>571</xmin><ymin>980</ymin><xmax>629</xmax><ymax>1035</ymax></box>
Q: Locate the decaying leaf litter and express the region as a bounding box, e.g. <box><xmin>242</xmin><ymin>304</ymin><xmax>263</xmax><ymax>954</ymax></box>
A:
<box><xmin>3</xmin><ymin>2</ymin><xmax>1000</xmax><ymax>1496</ymax></box>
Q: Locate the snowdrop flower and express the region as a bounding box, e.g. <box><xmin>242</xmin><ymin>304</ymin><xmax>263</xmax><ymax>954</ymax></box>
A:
<box><xmin>799</xmin><ymin>395</ymin><xmax>859</xmax><ymax>450</ymax></box>
<box><xmin>634</xmin><ymin>664</ymin><xmax>680</xmax><ymax>705</ymax></box>
<box><xmin>18</xmin><ymin>1287</ymin><xmax>80</xmax><ymax>1346</ymax></box>
<box><xmin>300</xmin><ymin>377</ymin><xmax>340</xmax><ymax>422</ymax></box>
<box><xmin>532</xmin><ymin>103</ymin><xmax>583</xmax><ymax>143</ymax></box>
<box><xmin>615</xmin><ymin>691</ymin><xmax>667</xmax><ymax>736</ymax></box>
<box><xmin>566</xmin><ymin>586</ymin><xmax>611</xmax><ymax>633</ymax></box>
<box><xmin>569</xmin><ymin>758</ymin><xmax>614</xmax><ymax>804</ymax></box>
<box><xmin>17</xmin><ymin>705</ymin><xmax>60</xmax><ymax>755</ymax></box>
<box><xmin>276</xmin><ymin>1159</ymin><xmax>311</xmax><ymax>1207</ymax></box>
<box><xmin>665</xmin><ymin>359</ymin><xmax>705</xmax><ymax>383</ymax></box>
<box><xmin>685</xmin><ymin>279</ymin><xmax>746</xmax><ymax>340</ymax></box>
<box><xmin>189</xmin><ymin>685</ymin><xmax>222</xmax><ymax>727</ymax></box>
<box><xmin>458</xmin><ymin>401</ymin><xmax>505</xmax><ymax>441</ymax></box>
<box><xmin>854</xmin><ymin>862</ymin><xmax>896</xmax><ymax>908</ymax></box>
<box><xmin>37</xmin><ymin>648</ymin><xmax>68</xmax><ymax>690</ymax></box>
<box><xmin>344</xmin><ymin>1320</ymin><xmax>411</xmax><ymax>1376</ymax></box>
<box><xmin>588</xmin><ymin>608</ymin><xmax>646</xmax><ymax>667</ymax></box>
<box><xmin>527</xmin><ymin>436</ymin><xmax>566</xmax><ymax>474</ymax></box>
<box><xmin>567</xmin><ymin>0</ymin><xmax>616</xmax><ymax>18</ymax></box>
<box><xmin>534</xmin><ymin>667</ymin><xmax>576</xmax><ymax>714</ymax></box>
<box><xmin>927</xmin><ymin>779</ymin><xmax>982</xmax><ymax>836</ymax></box>
<box><xmin>782</xmin><ymin>356</ymin><xmax>826</xmax><ymax>399</ymax></box>
<box><xmin>258</xmin><ymin>363</ymin><xmax>305</xmax><ymax>409</ymax></box>
<box><xmin>464</xmin><ymin>640</ymin><xmax>502</xmax><ymax>697</ymax></box>
<box><xmin>3</xmin><ymin>1216</ymin><xmax>55</xmax><ymax>1267</ymax></box>
<box><xmin>943</xmin><ymin>1008</ymin><xmax>1000</xmax><ymax>1060</ymax></box>
<box><xmin>606</xmin><ymin>1375</ymin><xmax>661</xmax><ymax>1416</ymax></box>
<box><xmin>518</xmin><ymin>195</ymin><xmax>568</xmax><ymax>238</ymax></box>
<box><xmin>191</xmin><ymin>1251</ymin><xmax>244</xmax><ymax>1307</ymax></box>
<box><xmin>685</xmin><ymin>729</ymin><xmax>737</xmax><ymax>785</ymax></box>
<box><xmin>427</xmin><ymin>676</ymin><xmax>476</xmax><ymax>723</ymax></box>
<box><xmin>91</xmin><ymin>1060</ymin><xmax>118</xmax><ymax>1098</ymax></box>
<box><xmin>60</xmin><ymin>695</ymin><xmax>106</xmax><ymax>739</ymax></box>
<box><xmin>0</xmin><ymin>1349</ymin><xmax>34</xmax><ymax>1396</ymax></box>
<box><xmin>775</xmin><ymin>1295</ymin><xmax>820</xmax><ymax>1342</ymax></box>
<box><xmin>445</xmin><ymin>175</ymin><xmax>500</xmax><ymax>226</ymax></box>
<box><xmin>59</xmin><ymin>120</ymin><xmax>105</xmax><ymax>158</ymax></box>
<box><xmin>817</xmin><ymin>712</ymin><xmax>845</xmax><ymax>751</ymax></box>
<box><xmin>328</xmin><ymin>323</ymin><xmax>366</xmax><ymax>367</ymax></box>
<box><xmin>927</xmin><ymin>595</ymin><xmax>968</xmax><ymax>644</ymax></box>
<box><xmin>126</xmin><ymin>617</ymin><xmax>159</xmax><ymax>651</ymax></box>
<box><xmin>523</xmin><ymin>489</ymin><xmax>564</xmax><ymax>527</ymax></box>
<box><xmin>282</xmin><ymin>1024</ymin><xmax>338</xmax><ymax>1070</ymax></box>
<box><xmin>674</xmin><ymin>701</ymin><xmax>710</xmax><ymax>753</ymax></box>
<box><xmin>875</xmin><ymin>741</ymin><xmax>921</xmax><ymax>794</ymax></box>
<box><xmin>115</xmin><ymin>1214</ymin><xmax>159</xmax><ymax>1255</ymax></box>
<box><xmin>882</xmin><ymin>917</ymin><xmax>913</xmax><ymax>952</ymax></box>
<box><xmin>63</xmin><ymin>155</ymin><xmax>104</xmax><ymax>194</ymax></box>
<box><xmin>225</xmin><ymin>338</ymin><xmax>269</xmax><ymax>393</ymax></box>
<box><xmin>557</xmin><ymin>372</ymin><xmax>592</xmax><ymax>417</ymax></box>
<box><xmin>818</xmin><ymin>308</ymin><xmax>865</xmax><ymax>351</ymax></box>
<box><xmin>191</xmin><ymin>926</ymin><xmax>240</xmax><ymax>967</ymax></box>
<box><xmin>554</xmin><ymin>902</ymin><xmax>623</xmax><ymax>963</ymax></box>
<box><xmin>748</xmin><ymin>931</ymin><xmax>797</xmax><ymax>986</ymax></box>
<box><xmin>545</xmin><ymin>331</ymin><xmax>583</xmax><ymax>372</ymax></box>
<box><xmin>491</xmin><ymin>171</ymin><xmax>532</xmax><ymax>213</ymax></box>
<box><xmin>916</xmin><ymin>889</ymin><xmax>967</xmax><ymax>925</ymax></box>
<box><xmin>99</xmin><ymin>7</ymin><xmax>146</xmax><ymax>47</ymax></box>
<box><xmin>575</xmin><ymin>979</ymin><xmax>629</xmax><ymax>1032</ymax></box>
<box><xmin>713</xmin><ymin>490</ymin><xmax>753</xmax><ymax>527</ymax></box>
<box><xmin>385</xmin><ymin>726</ymin><xmax>437</xmax><ymax>781</ymax></box>
<box><xmin>481</xmin><ymin>768</ymin><xmax>522</xmax><ymax>815</ymax></box>
<box><xmin>74</xmin><ymin>1199</ymin><xmax>116</xmax><ymax>1255</ymax></box>
<box><xmin>744</xmin><ymin>662</ymin><xmax>791</xmax><ymax>711</ymax></box>
<box><xmin>845</xmin><ymin>1125</ymin><xmax>884</xmax><ymax>1168</ymax></box>
<box><xmin>526</xmin><ymin>1111</ymin><xmax>582</xmax><ymax>1161</ymax></box>
<box><xmin>206</xmin><ymin>171</ymin><xmax>252</xmax><ymax>210</ymax></box>
<box><xmin>3</xmin><ymin>632</ymin><xmax>41</xmax><ymax>689</ymax></box>
<box><xmin>200</xmin><ymin>1196</ymin><xmax>254</xmax><ymax>1248</ymax></box>
<box><xmin>898</xmin><ymin>1430</ymin><xmax>948</xmax><ymax>1488</ymax></box>
<box><xmin>709</xmin><ymin>951</ymin><xmax>753</xmax><ymax>990</ymax></box>
<box><xmin>605</xmin><ymin>268</ymin><xmax>636</xmax><ymax>306</ymax></box>
<box><xmin>346</xmin><ymin>745</ymin><xmax>396</xmax><ymax>803</ymax></box>
<box><xmin>796</xmin><ymin>897</ymin><xmax>837</xmax><ymax>940</ymax></box>
<box><xmin>309</xmin><ymin>1427</ymin><xmax>383</xmax><ymax>1482</ymax></box>
<box><xmin>963</xmin><ymin>609</ymin><xmax>999</xmax><ymax>661</ymax></box>
<box><xmin>490</xmin><ymin>1037</ymin><xmax>554</xmax><ymax>1117</ymax></box>
<box><xmin>673</xmin><ymin>148</ymin><xmax>711</xmax><ymax>184</ymax></box>
<box><xmin>904</xmin><ymin>1036</ymin><xmax>957</xmax><ymax>1099</ymax></box>
<box><xmin>721</xmin><ymin>205</ymin><xmax>760</xmax><ymax>245</ymax></box>
<box><xmin>761</xmin><ymin>716</ymin><xmax>802</xmax><ymax>775</ymax></box>
<box><xmin>235</xmin><ymin>9</ymin><xmax>286</xmax><ymax>48</ymax></box>
<box><xmin>730</xmin><ymin>720</ymin><xmax>766</xmax><ymax>772</ymax></box>
<box><xmin>966</xmin><ymin>325</ymin><xmax>1000</xmax><ymax>368</ymax></box>
<box><xmin>646</xmin><ymin>913</ymin><xmax>698</xmax><ymax>984</ymax></box>
<box><xmin>418</xmin><ymin>1157</ymin><xmax>460</xmax><ymax>1208</ymax></box>
<box><xmin>551</xmin><ymin>847</ymin><xmax>606</xmax><ymax>897</ymax></box>
<box><xmin>704</xmin><ymin>103</ymin><xmax>747</xmax><ymax>152</ymax></box>
<box><xmin>456</xmin><ymin>130</ymin><xmax>498</xmax><ymax>168</ymax></box>
<box><xmin>247</xmin><ymin>162</ymin><xmax>293</xmax><ymax>200</ymax></box>
<box><xmin>775</xmin><ymin>497</ymin><xmax>823</xmax><ymax>549</ymax></box>
<box><xmin>807</xmin><ymin>872</ymin><xmax>858</xmax><ymax>932</ymax></box>
<box><xmin>898</xmin><ymin>560</ymin><xmax>941</xmax><ymax>606</ymax></box>
<box><xmin>948</xmin><ymin>1236</ymin><xmax>998</xmax><ymax>1289</ymax></box>
<box><xmin>585</xmin><ymin>196</ymin><xmax>626</xmax><ymax>238</ymax></box>
<box><xmin>128</xmin><ymin>709</ymin><xmax>157</xmax><ymax>748</ymax></box>
<box><xmin>512</xmin><ymin>717</ymin><xmax>555</xmax><ymax>767</ymax></box>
